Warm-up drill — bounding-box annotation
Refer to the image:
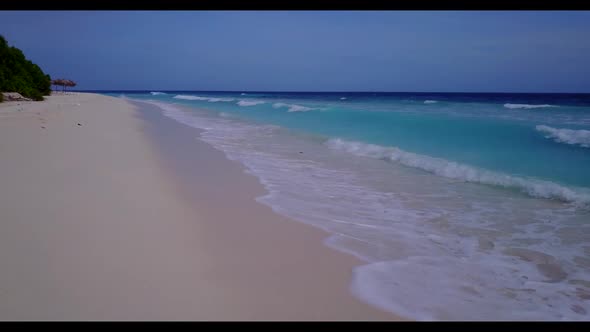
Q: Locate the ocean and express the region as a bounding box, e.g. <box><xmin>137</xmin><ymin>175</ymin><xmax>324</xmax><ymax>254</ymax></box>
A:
<box><xmin>102</xmin><ymin>91</ymin><xmax>590</xmax><ymax>320</ymax></box>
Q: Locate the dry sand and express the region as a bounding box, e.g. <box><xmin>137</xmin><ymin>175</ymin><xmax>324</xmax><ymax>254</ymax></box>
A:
<box><xmin>0</xmin><ymin>93</ymin><xmax>399</xmax><ymax>320</ymax></box>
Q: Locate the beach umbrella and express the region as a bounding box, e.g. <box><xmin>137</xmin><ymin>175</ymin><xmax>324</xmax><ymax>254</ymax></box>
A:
<box><xmin>64</xmin><ymin>80</ymin><xmax>76</xmax><ymax>93</ymax></box>
<box><xmin>50</xmin><ymin>79</ymin><xmax>59</xmax><ymax>92</ymax></box>
<box><xmin>65</xmin><ymin>80</ymin><xmax>77</xmax><ymax>90</ymax></box>
<box><xmin>51</xmin><ymin>79</ymin><xmax>66</xmax><ymax>92</ymax></box>
<box><xmin>51</xmin><ymin>79</ymin><xmax>76</xmax><ymax>93</ymax></box>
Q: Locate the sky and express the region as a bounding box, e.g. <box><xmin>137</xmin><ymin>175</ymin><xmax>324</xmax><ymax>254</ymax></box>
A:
<box><xmin>1</xmin><ymin>11</ymin><xmax>590</xmax><ymax>92</ymax></box>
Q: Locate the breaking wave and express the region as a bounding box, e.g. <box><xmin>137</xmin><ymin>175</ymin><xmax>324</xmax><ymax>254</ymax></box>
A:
<box><xmin>326</xmin><ymin>138</ymin><xmax>590</xmax><ymax>205</ymax></box>
<box><xmin>272</xmin><ymin>102</ymin><xmax>316</xmax><ymax>112</ymax></box>
<box><xmin>173</xmin><ymin>95</ymin><xmax>234</xmax><ymax>102</ymax></box>
<box><xmin>237</xmin><ymin>100</ymin><xmax>265</xmax><ymax>107</ymax></box>
<box><xmin>504</xmin><ymin>103</ymin><xmax>555</xmax><ymax>109</ymax></box>
<box><xmin>536</xmin><ymin>125</ymin><xmax>590</xmax><ymax>148</ymax></box>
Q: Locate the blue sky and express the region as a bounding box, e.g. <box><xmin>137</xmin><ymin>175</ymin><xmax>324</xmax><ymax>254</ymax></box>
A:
<box><xmin>1</xmin><ymin>11</ymin><xmax>589</xmax><ymax>92</ymax></box>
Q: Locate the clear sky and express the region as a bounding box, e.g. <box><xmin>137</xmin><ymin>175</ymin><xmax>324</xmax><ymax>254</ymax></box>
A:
<box><xmin>1</xmin><ymin>11</ymin><xmax>589</xmax><ymax>92</ymax></box>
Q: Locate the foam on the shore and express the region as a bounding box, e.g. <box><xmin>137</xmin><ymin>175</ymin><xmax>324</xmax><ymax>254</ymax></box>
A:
<box><xmin>145</xmin><ymin>100</ymin><xmax>590</xmax><ymax>321</ymax></box>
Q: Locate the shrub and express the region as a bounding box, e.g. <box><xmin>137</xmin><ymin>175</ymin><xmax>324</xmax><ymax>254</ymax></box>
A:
<box><xmin>0</xmin><ymin>35</ymin><xmax>52</xmax><ymax>101</ymax></box>
<box><xmin>30</xmin><ymin>91</ymin><xmax>44</xmax><ymax>101</ymax></box>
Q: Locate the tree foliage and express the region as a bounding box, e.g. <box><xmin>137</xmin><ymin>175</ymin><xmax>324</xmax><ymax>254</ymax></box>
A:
<box><xmin>0</xmin><ymin>35</ymin><xmax>51</xmax><ymax>101</ymax></box>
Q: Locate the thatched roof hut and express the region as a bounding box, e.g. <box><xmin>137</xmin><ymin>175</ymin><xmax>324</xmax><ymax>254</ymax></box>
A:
<box><xmin>51</xmin><ymin>79</ymin><xmax>77</xmax><ymax>93</ymax></box>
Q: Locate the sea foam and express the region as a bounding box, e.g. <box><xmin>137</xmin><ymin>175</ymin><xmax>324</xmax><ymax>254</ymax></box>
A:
<box><xmin>272</xmin><ymin>102</ymin><xmax>316</xmax><ymax>112</ymax></box>
<box><xmin>209</xmin><ymin>97</ymin><xmax>235</xmax><ymax>102</ymax></box>
<box><xmin>173</xmin><ymin>95</ymin><xmax>209</xmax><ymax>101</ymax></box>
<box><xmin>150</xmin><ymin>91</ymin><xmax>167</xmax><ymax>95</ymax></box>
<box><xmin>173</xmin><ymin>95</ymin><xmax>234</xmax><ymax>102</ymax></box>
<box><xmin>504</xmin><ymin>103</ymin><xmax>555</xmax><ymax>109</ymax></box>
<box><xmin>536</xmin><ymin>125</ymin><xmax>590</xmax><ymax>148</ymax></box>
<box><xmin>326</xmin><ymin>138</ymin><xmax>590</xmax><ymax>205</ymax></box>
<box><xmin>237</xmin><ymin>100</ymin><xmax>265</xmax><ymax>106</ymax></box>
<box><xmin>140</xmin><ymin>99</ymin><xmax>590</xmax><ymax>321</ymax></box>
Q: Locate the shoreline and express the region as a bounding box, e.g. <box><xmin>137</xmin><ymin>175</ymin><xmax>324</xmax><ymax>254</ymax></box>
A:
<box><xmin>0</xmin><ymin>93</ymin><xmax>400</xmax><ymax>320</ymax></box>
<box><xmin>129</xmin><ymin>99</ymin><xmax>401</xmax><ymax>320</ymax></box>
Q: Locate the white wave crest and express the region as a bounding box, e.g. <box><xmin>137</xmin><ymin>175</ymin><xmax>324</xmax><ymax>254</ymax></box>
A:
<box><xmin>150</xmin><ymin>91</ymin><xmax>167</xmax><ymax>95</ymax></box>
<box><xmin>272</xmin><ymin>102</ymin><xmax>315</xmax><ymax>112</ymax></box>
<box><xmin>326</xmin><ymin>138</ymin><xmax>590</xmax><ymax>205</ymax></box>
<box><xmin>173</xmin><ymin>95</ymin><xmax>209</xmax><ymax>101</ymax></box>
<box><xmin>173</xmin><ymin>95</ymin><xmax>233</xmax><ymax>102</ymax></box>
<box><xmin>208</xmin><ymin>97</ymin><xmax>235</xmax><ymax>102</ymax></box>
<box><xmin>241</xmin><ymin>93</ymin><xmax>247</xmax><ymax>95</ymax></box>
<box><xmin>424</xmin><ymin>100</ymin><xmax>438</xmax><ymax>104</ymax></box>
<box><xmin>340</xmin><ymin>97</ymin><xmax>347</xmax><ymax>100</ymax></box>
<box><xmin>237</xmin><ymin>100</ymin><xmax>265</xmax><ymax>107</ymax></box>
<box><xmin>139</xmin><ymin>99</ymin><xmax>590</xmax><ymax>321</ymax></box>
<box><xmin>504</xmin><ymin>103</ymin><xmax>555</xmax><ymax>109</ymax></box>
<box><xmin>536</xmin><ymin>125</ymin><xmax>590</xmax><ymax>148</ymax></box>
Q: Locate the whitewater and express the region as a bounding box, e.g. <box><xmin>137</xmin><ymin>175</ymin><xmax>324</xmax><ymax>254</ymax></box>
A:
<box><xmin>110</xmin><ymin>91</ymin><xmax>590</xmax><ymax>320</ymax></box>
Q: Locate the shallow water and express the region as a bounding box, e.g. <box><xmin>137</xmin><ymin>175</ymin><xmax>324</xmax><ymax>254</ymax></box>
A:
<box><xmin>109</xmin><ymin>91</ymin><xmax>590</xmax><ymax>320</ymax></box>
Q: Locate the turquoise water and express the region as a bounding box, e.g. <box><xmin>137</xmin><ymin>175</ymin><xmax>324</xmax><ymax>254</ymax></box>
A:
<box><xmin>107</xmin><ymin>91</ymin><xmax>590</xmax><ymax>320</ymax></box>
<box><xmin>115</xmin><ymin>91</ymin><xmax>590</xmax><ymax>201</ymax></box>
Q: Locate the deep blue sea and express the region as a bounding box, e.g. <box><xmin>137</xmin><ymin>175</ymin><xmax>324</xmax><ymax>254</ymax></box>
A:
<box><xmin>101</xmin><ymin>91</ymin><xmax>590</xmax><ymax>320</ymax></box>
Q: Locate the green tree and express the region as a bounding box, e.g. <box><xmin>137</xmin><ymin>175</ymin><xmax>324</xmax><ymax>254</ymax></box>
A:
<box><xmin>0</xmin><ymin>35</ymin><xmax>52</xmax><ymax>101</ymax></box>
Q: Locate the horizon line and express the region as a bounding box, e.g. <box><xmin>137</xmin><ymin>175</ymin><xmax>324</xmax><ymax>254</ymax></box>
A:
<box><xmin>70</xmin><ymin>89</ymin><xmax>590</xmax><ymax>95</ymax></box>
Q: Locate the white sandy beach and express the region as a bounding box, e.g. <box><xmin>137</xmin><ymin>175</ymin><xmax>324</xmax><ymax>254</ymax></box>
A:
<box><xmin>0</xmin><ymin>93</ymin><xmax>399</xmax><ymax>320</ymax></box>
